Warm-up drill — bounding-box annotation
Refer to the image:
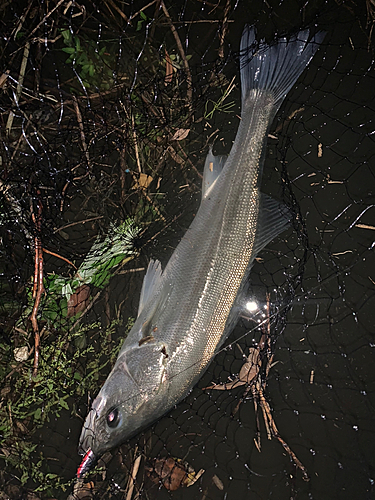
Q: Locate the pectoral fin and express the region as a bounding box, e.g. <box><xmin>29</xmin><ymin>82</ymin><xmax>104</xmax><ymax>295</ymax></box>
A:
<box><xmin>126</xmin><ymin>342</ymin><xmax>168</xmax><ymax>396</ymax></box>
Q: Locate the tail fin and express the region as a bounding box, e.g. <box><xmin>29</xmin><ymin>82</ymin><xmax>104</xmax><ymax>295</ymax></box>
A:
<box><xmin>240</xmin><ymin>26</ymin><xmax>325</xmax><ymax>112</ymax></box>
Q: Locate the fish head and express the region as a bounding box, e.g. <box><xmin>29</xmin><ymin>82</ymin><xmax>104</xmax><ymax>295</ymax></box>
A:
<box><xmin>78</xmin><ymin>358</ymin><xmax>144</xmax><ymax>476</ymax></box>
<box><xmin>78</xmin><ymin>342</ymin><xmax>168</xmax><ymax>477</ymax></box>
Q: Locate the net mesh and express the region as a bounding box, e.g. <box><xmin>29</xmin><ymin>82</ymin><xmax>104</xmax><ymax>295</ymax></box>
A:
<box><xmin>1</xmin><ymin>0</ymin><xmax>374</xmax><ymax>499</ymax></box>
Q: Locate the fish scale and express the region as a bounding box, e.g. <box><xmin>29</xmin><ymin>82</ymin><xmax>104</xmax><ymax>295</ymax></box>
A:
<box><xmin>77</xmin><ymin>25</ymin><xmax>325</xmax><ymax>477</ymax></box>
<box><xmin>163</xmin><ymin>98</ymin><xmax>275</xmax><ymax>380</ymax></box>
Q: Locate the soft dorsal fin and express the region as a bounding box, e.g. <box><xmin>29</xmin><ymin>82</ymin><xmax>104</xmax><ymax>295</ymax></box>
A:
<box><xmin>252</xmin><ymin>193</ymin><xmax>291</xmax><ymax>257</ymax></box>
<box><xmin>202</xmin><ymin>147</ymin><xmax>227</xmax><ymax>199</ymax></box>
<box><xmin>138</xmin><ymin>259</ymin><xmax>163</xmax><ymax>317</ymax></box>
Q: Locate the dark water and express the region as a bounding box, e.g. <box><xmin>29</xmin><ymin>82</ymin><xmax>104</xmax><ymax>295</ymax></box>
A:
<box><xmin>1</xmin><ymin>0</ymin><xmax>374</xmax><ymax>499</ymax></box>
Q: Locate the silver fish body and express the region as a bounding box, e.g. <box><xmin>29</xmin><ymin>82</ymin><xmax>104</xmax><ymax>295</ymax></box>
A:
<box><xmin>78</xmin><ymin>26</ymin><xmax>324</xmax><ymax>475</ymax></box>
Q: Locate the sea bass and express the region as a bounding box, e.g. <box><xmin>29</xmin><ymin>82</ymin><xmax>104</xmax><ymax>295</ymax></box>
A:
<box><xmin>78</xmin><ymin>26</ymin><xmax>324</xmax><ymax>477</ymax></box>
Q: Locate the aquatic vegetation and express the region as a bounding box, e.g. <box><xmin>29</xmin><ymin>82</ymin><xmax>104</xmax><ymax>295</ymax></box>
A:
<box><xmin>60</xmin><ymin>29</ymin><xmax>116</xmax><ymax>91</ymax></box>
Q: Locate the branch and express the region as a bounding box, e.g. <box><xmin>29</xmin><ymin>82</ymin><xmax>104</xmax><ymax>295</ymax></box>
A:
<box><xmin>160</xmin><ymin>1</ymin><xmax>193</xmax><ymax>114</ymax></box>
<box><xmin>30</xmin><ymin>198</ymin><xmax>44</xmax><ymax>377</ymax></box>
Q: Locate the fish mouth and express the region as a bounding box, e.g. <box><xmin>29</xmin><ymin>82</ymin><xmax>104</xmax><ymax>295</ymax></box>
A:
<box><xmin>78</xmin><ymin>406</ymin><xmax>98</xmax><ymax>455</ymax></box>
<box><xmin>78</xmin><ymin>406</ymin><xmax>99</xmax><ymax>477</ymax></box>
<box><xmin>77</xmin><ymin>448</ymin><xmax>97</xmax><ymax>478</ymax></box>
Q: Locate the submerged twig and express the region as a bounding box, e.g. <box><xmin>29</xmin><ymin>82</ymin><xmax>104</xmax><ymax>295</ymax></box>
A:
<box><xmin>176</xmin><ymin>143</ymin><xmax>203</xmax><ymax>179</ymax></box>
<box><xmin>30</xmin><ymin>198</ymin><xmax>44</xmax><ymax>377</ymax></box>
<box><xmin>130</xmin><ymin>170</ymin><xmax>167</xmax><ymax>223</ymax></box>
<box><xmin>204</xmin><ymin>293</ymin><xmax>309</xmax><ymax>480</ymax></box>
<box><xmin>42</xmin><ymin>247</ymin><xmax>78</xmax><ymax>271</ymax></box>
<box><xmin>105</xmin><ymin>0</ymin><xmax>130</xmax><ymax>24</ymax></box>
<box><xmin>28</xmin><ymin>0</ymin><xmax>65</xmax><ymax>38</ymax></box>
<box><xmin>125</xmin><ymin>454</ymin><xmax>142</xmax><ymax>500</ymax></box>
<box><xmin>73</xmin><ymin>96</ymin><xmax>91</xmax><ymax>170</ymax></box>
<box><xmin>131</xmin><ymin>113</ymin><xmax>142</xmax><ymax>174</ymax></box>
<box><xmin>53</xmin><ymin>216</ymin><xmax>104</xmax><ymax>233</ymax></box>
<box><xmin>258</xmin><ymin>387</ymin><xmax>309</xmax><ymax>481</ymax></box>
<box><xmin>218</xmin><ymin>0</ymin><xmax>231</xmax><ymax>59</ymax></box>
<box><xmin>129</xmin><ymin>0</ymin><xmax>158</xmax><ymax>22</ymax></box>
<box><xmin>5</xmin><ymin>41</ymin><xmax>30</xmax><ymax>137</ymax></box>
<box><xmin>160</xmin><ymin>0</ymin><xmax>193</xmax><ymax>114</ymax></box>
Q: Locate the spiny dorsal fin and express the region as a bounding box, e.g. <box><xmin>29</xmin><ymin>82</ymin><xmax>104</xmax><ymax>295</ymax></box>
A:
<box><xmin>202</xmin><ymin>147</ymin><xmax>227</xmax><ymax>199</ymax></box>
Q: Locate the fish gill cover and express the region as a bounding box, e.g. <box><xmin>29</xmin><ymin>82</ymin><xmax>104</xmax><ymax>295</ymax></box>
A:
<box><xmin>0</xmin><ymin>1</ymin><xmax>374</xmax><ymax>499</ymax></box>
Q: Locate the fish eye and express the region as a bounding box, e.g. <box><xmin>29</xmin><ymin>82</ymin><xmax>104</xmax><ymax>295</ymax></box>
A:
<box><xmin>106</xmin><ymin>408</ymin><xmax>120</xmax><ymax>428</ymax></box>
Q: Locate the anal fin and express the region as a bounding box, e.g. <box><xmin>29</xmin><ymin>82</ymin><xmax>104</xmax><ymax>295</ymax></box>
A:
<box><xmin>252</xmin><ymin>193</ymin><xmax>291</xmax><ymax>257</ymax></box>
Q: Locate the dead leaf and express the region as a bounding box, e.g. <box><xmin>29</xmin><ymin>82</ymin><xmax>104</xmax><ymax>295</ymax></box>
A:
<box><xmin>15</xmin><ymin>420</ymin><xmax>28</xmax><ymax>434</ymax></box>
<box><xmin>67</xmin><ymin>284</ymin><xmax>90</xmax><ymax>318</ymax></box>
<box><xmin>14</xmin><ymin>346</ymin><xmax>29</xmax><ymax>362</ymax></box>
<box><xmin>133</xmin><ymin>173</ymin><xmax>153</xmax><ymax>190</ymax></box>
<box><xmin>238</xmin><ymin>347</ymin><xmax>260</xmax><ymax>384</ymax></box>
<box><xmin>26</xmin><ymin>493</ymin><xmax>41</xmax><ymax>500</ymax></box>
<box><xmin>0</xmin><ymin>71</ymin><xmax>9</xmax><ymax>89</ymax></box>
<box><xmin>146</xmin><ymin>457</ymin><xmax>204</xmax><ymax>491</ymax></box>
<box><xmin>172</xmin><ymin>128</ymin><xmax>190</xmax><ymax>141</ymax></box>
<box><xmin>1</xmin><ymin>386</ymin><xmax>11</xmax><ymax>398</ymax></box>
<box><xmin>72</xmin><ymin>480</ymin><xmax>96</xmax><ymax>500</ymax></box>
<box><xmin>203</xmin><ymin>347</ymin><xmax>260</xmax><ymax>390</ymax></box>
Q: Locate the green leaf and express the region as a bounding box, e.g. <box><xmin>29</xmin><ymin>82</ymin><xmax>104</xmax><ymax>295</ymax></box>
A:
<box><xmin>74</xmin><ymin>36</ymin><xmax>81</xmax><ymax>51</ymax></box>
<box><xmin>45</xmin><ymin>473</ymin><xmax>59</xmax><ymax>479</ymax></box>
<box><xmin>136</xmin><ymin>20</ymin><xmax>143</xmax><ymax>31</ymax></box>
<box><xmin>60</xmin><ymin>399</ymin><xmax>69</xmax><ymax>411</ymax></box>
<box><xmin>61</xmin><ymin>282</ymin><xmax>73</xmax><ymax>300</ymax></box>
<box><xmin>80</xmin><ymin>64</ymin><xmax>90</xmax><ymax>76</ymax></box>
<box><xmin>20</xmin><ymin>470</ymin><xmax>29</xmax><ymax>485</ymax></box>
<box><xmin>33</xmin><ymin>408</ymin><xmax>42</xmax><ymax>420</ymax></box>
<box><xmin>76</xmin><ymin>53</ymin><xmax>87</xmax><ymax>66</ymax></box>
<box><xmin>90</xmin><ymin>270</ymin><xmax>111</xmax><ymax>288</ymax></box>
<box><xmin>62</xmin><ymin>47</ymin><xmax>75</xmax><ymax>54</ymax></box>
<box><xmin>61</xmin><ymin>29</ymin><xmax>72</xmax><ymax>42</ymax></box>
<box><xmin>140</xmin><ymin>11</ymin><xmax>147</xmax><ymax>20</ymax></box>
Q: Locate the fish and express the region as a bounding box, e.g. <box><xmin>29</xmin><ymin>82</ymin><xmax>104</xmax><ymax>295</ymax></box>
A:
<box><xmin>77</xmin><ymin>25</ymin><xmax>325</xmax><ymax>477</ymax></box>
